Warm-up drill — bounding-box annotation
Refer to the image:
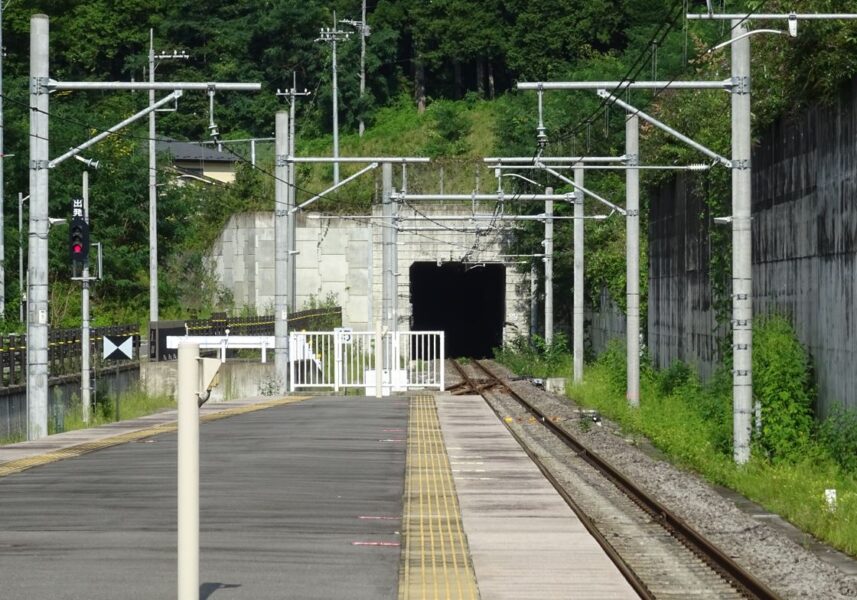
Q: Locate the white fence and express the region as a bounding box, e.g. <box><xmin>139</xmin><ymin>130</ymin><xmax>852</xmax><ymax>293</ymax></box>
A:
<box><xmin>288</xmin><ymin>330</ymin><xmax>445</xmax><ymax>394</ymax></box>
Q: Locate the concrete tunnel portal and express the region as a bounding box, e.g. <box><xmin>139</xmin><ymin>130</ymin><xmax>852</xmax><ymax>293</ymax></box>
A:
<box><xmin>409</xmin><ymin>262</ymin><xmax>506</xmax><ymax>358</ymax></box>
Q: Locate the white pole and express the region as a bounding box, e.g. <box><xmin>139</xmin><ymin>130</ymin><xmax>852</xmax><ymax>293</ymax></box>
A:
<box><xmin>544</xmin><ymin>187</ymin><xmax>554</xmax><ymax>344</ymax></box>
<box><xmin>148</xmin><ymin>29</ymin><xmax>158</xmax><ymax>327</ymax></box>
<box><xmin>530</xmin><ymin>263</ymin><xmax>538</xmax><ymax>338</ymax></box>
<box><xmin>275</xmin><ymin>112</ymin><xmax>290</xmax><ymax>392</ymax></box>
<box><xmin>381</xmin><ymin>163</ymin><xmax>393</xmax><ymax>336</ymax></box>
<box><xmin>27</xmin><ymin>14</ymin><xmax>50</xmax><ymax>440</ymax></box>
<box><xmin>0</xmin><ymin>0</ymin><xmax>5</xmax><ymax>318</ymax></box>
<box><xmin>18</xmin><ymin>192</ymin><xmax>24</xmax><ymax>324</ymax></box>
<box><xmin>367</xmin><ymin>219</ymin><xmax>374</xmax><ymax>328</ymax></box>
<box><xmin>626</xmin><ymin>114</ymin><xmax>640</xmax><ymax>408</ymax></box>
<box><xmin>288</xmin><ymin>73</ymin><xmax>298</xmax><ymax>311</ymax></box>
<box><xmin>331</xmin><ymin>12</ymin><xmax>340</xmax><ymax>185</ymax></box>
<box><xmin>731</xmin><ymin>20</ymin><xmax>753</xmax><ymax>464</ymax></box>
<box><xmin>374</xmin><ymin>320</ymin><xmax>383</xmax><ymax>398</ymax></box>
<box><xmin>358</xmin><ymin>0</ymin><xmax>367</xmax><ymax>137</ymax></box>
<box><xmin>573</xmin><ymin>168</ymin><xmax>584</xmax><ymax>383</ymax></box>
<box><xmin>177</xmin><ymin>342</ymin><xmax>200</xmax><ymax>600</ymax></box>
<box><xmin>81</xmin><ymin>170</ymin><xmax>91</xmax><ymax>423</ymax></box>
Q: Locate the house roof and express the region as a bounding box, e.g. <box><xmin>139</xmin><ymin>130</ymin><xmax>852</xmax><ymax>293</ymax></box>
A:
<box><xmin>156</xmin><ymin>139</ymin><xmax>238</xmax><ymax>163</ymax></box>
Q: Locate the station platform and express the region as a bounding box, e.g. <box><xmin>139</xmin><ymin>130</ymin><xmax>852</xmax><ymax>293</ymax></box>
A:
<box><xmin>0</xmin><ymin>393</ymin><xmax>638</xmax><ymax>599</ymax></box>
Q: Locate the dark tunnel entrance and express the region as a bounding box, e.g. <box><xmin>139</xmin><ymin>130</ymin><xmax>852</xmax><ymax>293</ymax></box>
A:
<box><xmin>409</xmin><ymin>262</ymin><xmax>505</xmax><ymax>358</ymax></box>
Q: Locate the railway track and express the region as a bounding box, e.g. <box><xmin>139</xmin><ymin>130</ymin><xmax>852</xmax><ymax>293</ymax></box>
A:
<box><xmin>449</xmin><ymin>358</ymin><xmax>781</xmax><ymax>600</ymax></box>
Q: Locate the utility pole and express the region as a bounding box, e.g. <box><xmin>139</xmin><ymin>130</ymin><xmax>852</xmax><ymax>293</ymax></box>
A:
<box><xmin>276</xmin><ymin>75</ymin><xmax>311</xmax><ymax>311</ymax></box>
<box><xmin>381</xmin><ymin>163</ymin><xmax>393</xmax><ymax>335</ymax></box>
<box><xmin>729</xmin><ymin>20</ymin><xmax>753</xmax><ymax>464</ymax></box>
<box><xmin>544</xmin><ymin>187</ymin><xmax>554</xmax><ymax>344</ymax></box>
<box><xmin>626</xmin><ymin>114</ymin><xmax>641</xmax><ymax>407</ymax></box>
<box><xmin>274</xmin><ymin>111</ymin><xmax>290</xmax><ymax>392</ymax></box>
<box><xmin>316</xmin><ymin>13</ymin><xmax>349</xmax><ymax>184</ymax></box>
<box><xmin>573</xmin><ymin>168</ymin><xmax>584</xmax><ymax>383</ymax></box>
<box><xmin>148</xmin><ymin>29</ymin><xmax>188</xmax><ymax>331</ymax></box>
<box><xmin>0</xmin><ymin>0</ymin><xmax>5</xmax><ymax>319</ymax></box>
<box><xmin>342</xmin><ymin>1</ymin><xmax>370</xmax><ymax>137</ymax></box>
<box><xmin>29</xmin><ymin>14</ymin><xmax>50</xmax><ymax>440</ymax></box>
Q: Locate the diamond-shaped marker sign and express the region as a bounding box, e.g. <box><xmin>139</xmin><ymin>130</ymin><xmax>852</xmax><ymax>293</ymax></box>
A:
<box><xmin>104</xmin><ymin>335</ymin><xmax>134</xmax><ymax>360</ymax></box>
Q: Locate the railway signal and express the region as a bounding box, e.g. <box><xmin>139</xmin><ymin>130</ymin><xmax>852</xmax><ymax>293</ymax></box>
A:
<box><xmin>69</xmin><ymin>216</ymin><xmax>89</xmax><ymax>263</ymax></box>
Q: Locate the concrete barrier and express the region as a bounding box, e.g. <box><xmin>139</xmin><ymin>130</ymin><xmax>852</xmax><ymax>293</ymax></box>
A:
<box><xmin>141</xmin><ymin>361</ymin><xmax>277</xmax><ymax>402</ymax></box>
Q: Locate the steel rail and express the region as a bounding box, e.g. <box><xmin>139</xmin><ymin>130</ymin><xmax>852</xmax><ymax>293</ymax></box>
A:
<box><xmin>447</xmin><ymin>359</ymin><xmax>655</xmax><ymax>600</ymax></box>
<box><xmin>463</xmin><ymin>359</ymin><xmax>782</xmax><ymax>600</ymax></box>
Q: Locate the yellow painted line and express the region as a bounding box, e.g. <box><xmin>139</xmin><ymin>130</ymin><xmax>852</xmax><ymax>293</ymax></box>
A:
<box><xmin>399</xmin><ymin>395</ymin><xmax>479</xmax><ymax>600</ymax></box>
<box><xmin>0</xmin><ymin>396</ymin><xmax>307</xmax><ymax>479</ymax></box>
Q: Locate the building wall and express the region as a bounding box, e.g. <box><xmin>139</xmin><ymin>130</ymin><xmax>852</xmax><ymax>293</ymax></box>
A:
<box><xmin>174</xmin><ymin>160</ymin><xmax>236</xmax><ymax>183</ymax></box>
<box><xmin>208</xmin><ymin>203</ymin><xmax>529</xmax><ymax>339</ymax></box>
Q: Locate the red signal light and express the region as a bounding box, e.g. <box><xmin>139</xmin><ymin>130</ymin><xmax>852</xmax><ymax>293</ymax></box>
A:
<box><xmin>69</xmin><ymin>217</ymin><xmax>90</xmax><ymax>262</ymax></box>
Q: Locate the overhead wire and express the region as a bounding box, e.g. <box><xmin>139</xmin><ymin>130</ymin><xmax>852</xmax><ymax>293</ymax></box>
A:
<box><xmin>541</xmin><ymin>7</ymin><xmax>758</xmax><ymax>162</ymax></box>
<box><xmin>0</xmin><ymin>91</ymin><xmax>363</xmax><ymax>209</ymax></box>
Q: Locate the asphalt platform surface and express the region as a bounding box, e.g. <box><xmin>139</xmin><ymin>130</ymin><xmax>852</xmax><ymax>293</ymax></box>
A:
<box><xmin>0</xmin><ymin>396</ymin><xmax>409</xmax><ymax>600</ymax></box>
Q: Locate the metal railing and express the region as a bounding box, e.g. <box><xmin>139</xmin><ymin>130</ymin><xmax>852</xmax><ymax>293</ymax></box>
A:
<box><xmin>0</xmin><ymin>325</ymin><xmax>139</xmax><ymax>389</ymax></box>
<box><xmin>289</xmin><ymin>330</ymin><xmax>445</xmax><ymax>393</ymax></box>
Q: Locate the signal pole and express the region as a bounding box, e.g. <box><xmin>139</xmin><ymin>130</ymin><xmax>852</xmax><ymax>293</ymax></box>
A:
<box><xmin>316</xmin><ymin>13</ymin><xmax>350</xmax><ymax>184</ymax></box>
<box><xmin>78</xmin><ymin>162</ymin><xmax>94</xmax><ymax>422</ymax></box>
<box><xmin>0</xmin><ymin>0</ymin><xmax>5</xmax><ymax>318</ymax></box>
<box><xmin>148</xmin><ymin>29</ymin><xmax>189</xmax><ymax>330</ymax></box>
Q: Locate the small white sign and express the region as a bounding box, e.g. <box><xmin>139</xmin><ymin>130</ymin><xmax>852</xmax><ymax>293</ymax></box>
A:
<box><xmin>335</xmin><ymin>327</ymin><xmax>353</xmax><ymax>344</ymax></box>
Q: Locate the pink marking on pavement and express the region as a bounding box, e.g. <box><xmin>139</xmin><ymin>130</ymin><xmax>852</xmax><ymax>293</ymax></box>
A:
<box><xmin>358</xmin><ymin>515</ymin><xmax>401</xmax><ymax>520</ymax></box>
<box><xmin>379</xmin><ymin>439</ymin><xmax>404</xmax><ymax>442</ymax></box>
<box><xmin>383</xmin><ymin>428</ymin><xmax>405</xmax><ymax>432</ymax></box>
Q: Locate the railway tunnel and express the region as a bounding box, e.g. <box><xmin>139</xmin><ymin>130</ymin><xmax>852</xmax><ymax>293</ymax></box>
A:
<box><xmin>409</xmin><ymin>261</ymin><xmax>505</xmax><ymax>358</ymax></box>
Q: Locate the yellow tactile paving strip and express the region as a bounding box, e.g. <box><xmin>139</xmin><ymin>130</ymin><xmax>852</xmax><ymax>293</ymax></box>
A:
<box><xmin>399</xmin><ymin>395</ymin><xmax>480</xmax><ymax>600</ymax></box>
<box><xmin>0</xmin><ymin>396</ymin><xmax>307</xmax><ymax>479</ymax></box>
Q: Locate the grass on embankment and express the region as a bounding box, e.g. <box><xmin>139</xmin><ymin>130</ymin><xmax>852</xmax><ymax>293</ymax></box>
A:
<box><xmin>49</xmin><ymin>389</ymin><xmax>175</xmax><ymax>436</ymax></box>
<box><xmin>494</xmin><ymin>321</ymin><xmax>857</xmax><ymax>556</ymax></box>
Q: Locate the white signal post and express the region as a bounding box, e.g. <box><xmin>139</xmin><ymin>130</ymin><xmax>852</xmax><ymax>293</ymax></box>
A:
<box><xmin>148</xmin><ymin>29</ymin><xmax>189</xmax><ymax>330</ymax></box>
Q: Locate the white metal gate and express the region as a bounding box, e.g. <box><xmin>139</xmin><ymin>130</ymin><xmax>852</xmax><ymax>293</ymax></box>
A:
<box><xmin>288</xmin><ymin>330</ymin><xmax>445</xmax><ymax>394</ymax></box>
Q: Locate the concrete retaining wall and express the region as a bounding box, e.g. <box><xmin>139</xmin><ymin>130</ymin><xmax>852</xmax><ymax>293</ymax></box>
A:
<box><xmin>209</xmin><ymin>203</ymin><xmax>529</xmax><ymax>342</ymax></box>
<box><xmin>645</xmin><ymin>78</ymin><xmax>857</xmax><ymax>415</ymax></box>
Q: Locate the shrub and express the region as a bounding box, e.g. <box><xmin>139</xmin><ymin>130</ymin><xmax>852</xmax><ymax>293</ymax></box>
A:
<box><xmin>818</xmin><ymin>405</ymin><xmax>857</xmax><ymax>474</ymax></box>
<box><xmin>752</xmin><ymin>315</ymin><xmax>815</xmax><ymax>462</ymax></box>
<box><xmin>655</xmin><ymin>360</ymin><xmax>693</xmax><ymax>396</ymax></box>
<box><xmin>493</xmin><ymin>333</ymin><xmax>569</xmax><ymax>379</ymax></box>
<box><xmin>598</xmin><ymin>340</ymin><xmax>627</xmax><ymax>393</ymax></box>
